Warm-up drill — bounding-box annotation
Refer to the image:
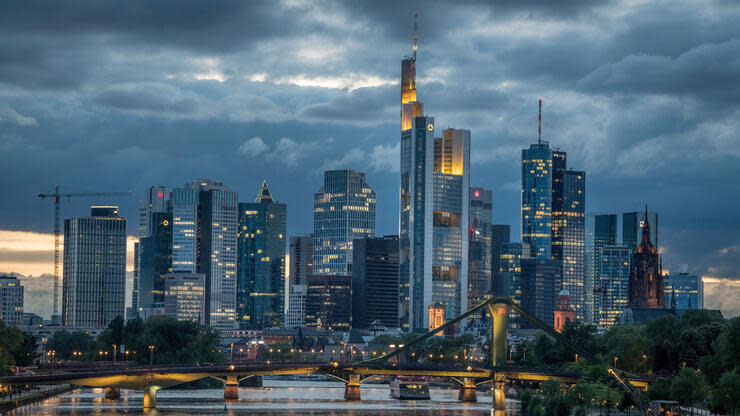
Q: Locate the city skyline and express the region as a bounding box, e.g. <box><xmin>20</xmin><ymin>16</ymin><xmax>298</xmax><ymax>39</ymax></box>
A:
<box><xmin>1</xmin><ymin>1</ymin><xmax>739</xmax><ymax>320</ymax></box>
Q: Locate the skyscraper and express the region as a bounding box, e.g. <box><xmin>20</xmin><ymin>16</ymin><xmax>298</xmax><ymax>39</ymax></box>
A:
<box><xmin>0</xmin><ymin>275</ymin><xmax>23</xmax><ymax>327</ymax></box>
<box><xmin>520</xmin><ymin>258</ymin><xmax>560</xmax><ymax>328</ymax></box>
<box><xmin>352</xmin><ymin>236</ymin><xmax>399</xmax><ymax>329</ymax></box>
<box><xmin>585</xmin><ymin>213</ymin><xmax>617</xmax><ymax>323</ymax></box>
<box><xmin>469</xmin><ymin>187</ymin><xmax>492</xmax><ymax>309</ymax></box>
<box><xmin>522</xmin><ymin>141</ymin><xmax>554</xmax><ymax>260</ymax></box>
<box><xmin>490</xmin><ymin>224</ymin><xmax>511</xmax><ymax>297</ymax></box>
<box><xmin>236</xmin><ymin>181</ymin><xmax>287</xmax><ymax>329</ymax></box>
<box><xmin>596</xmin><ymin>245</ymin><xmax>630</xmax><ymax>328</ymax></box>
<box><xmin>306</xmin><ymin>274</ymin><xmax>351</xmax><ymax>331</ymax></box>
<box><xmin>164</xmin><ymin>272</ymin><xmax>206</xmax><ymax>324</ymax></box>
<box><xmin>171</xmin><ymin>186</ymin><xmax>198</xmax><ymax>273</ymax></box>
<box><xmin>313</xmin><ymin>170</ymin><xmax>376</xmax><ymax>276</ymax></box>
<box><xmin>289</xmin><ymin>235</ymin><xmax>313</xmax><ymax>285</ymax></box>
<box><xmin>286</xmin><ymin>284</ymin><xmax>307</xmax><ymax>328</ymax></box>
<box><xmin>139</xmin><ymin>211</ymin><xmax>173</xmax><ymax>313</ymax></box>
<box><xmin>664</xmin><ymin>266</ymin><xmax>702</xmax><ymax>310</ymax></box>
<box><xmin>134</xmin><ymin>185</ymin><xmax>171</xmax><ymax>317</ymax></box>
<box><xmin>195</xmin><ymin>180</ymin><xmax>239</xmax><ymax>330</ymax></box>
<box><xmin>499</xmin><ymin>242</ymin><xmax>531</xmax><ymax>329</ymax></box>
<box><xmin>628</xmin><ymin>208</ymin><xmax>663</xmax><ymax>309</ymax></box>
<box><xmin>623</xmin><ymin>210</ymin><xmax>658</xmax><ymax>252</ymax></box>
<box><xmin>62</xmin><ymin>206</ymin><xmax>126</xmax><ymax>327</ymax></box>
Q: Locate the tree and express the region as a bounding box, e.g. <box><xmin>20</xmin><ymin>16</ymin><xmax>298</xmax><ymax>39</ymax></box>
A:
<box><xmin>709</xmin><ymin>368</ymin><xmax>740</xmax><ymax>416</ymax></box>
<box><xmin>0</xmin><ymin>321</ymin><xmax>38</xmax><ymax>371</ymax></box>
<box><xmin>108</xmin><ymin>315</ymin><xmax>125</xmax><ymax>348</ymax></box>
<box><xmin>44</xmin><ymin>330</ymin><xmax>93</xmax><ymax>360</ymax></box>
<box><xmin>670</xmin><ymin>367</ymin><xmax>708</xmax><ymax>416</ymax></box>
<box><xmin>647</xmin><ymin>377</ymin><xmax>671</xmax><ymax>400</ymax></box>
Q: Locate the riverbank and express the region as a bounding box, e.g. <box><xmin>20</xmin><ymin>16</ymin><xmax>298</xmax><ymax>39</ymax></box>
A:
<box><xmin>0</xmin><ymin>385</ymin><xmax>72</xmax><ymax>413</ymax></box>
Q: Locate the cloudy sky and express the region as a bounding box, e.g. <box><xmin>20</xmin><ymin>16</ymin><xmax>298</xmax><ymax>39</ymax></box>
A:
<box><xmin>1</xmin><ymin>0</ymin><xmax>739</xmax><ymax>318</ymax></box>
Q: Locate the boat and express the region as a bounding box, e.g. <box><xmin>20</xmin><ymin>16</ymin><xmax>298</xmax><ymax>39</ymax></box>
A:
<box><xmin>390</xmin><ymin>376</ymin><xmax>430</xmax><ymax>400</ymax></box>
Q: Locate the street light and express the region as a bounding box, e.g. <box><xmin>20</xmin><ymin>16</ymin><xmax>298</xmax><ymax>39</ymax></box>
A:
<box><xmin>642</xmin><ymin>354</ymin><xmax>647</xmax><ymax>374</ymax></box>
<box><xmin>614</xmin><ymin>356</ymin><xmax>618</xmax><ymax>369</ymax></box>
<box><xmin>148</xmin><ymin>345</ymin><xmax>155</xmax><ymax>370</ymax></box>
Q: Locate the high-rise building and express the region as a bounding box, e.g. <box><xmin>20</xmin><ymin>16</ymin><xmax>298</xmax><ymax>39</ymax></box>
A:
<box><xmin>585</xmin><ymin>213</ymin><xmax>617</xmax><ymax>323</ymax></box>
<box><xmin>313</xmin><ymin>170</ymin><xmax>376</xmax><ymax>276</ymax></box>
<box><xmin>623</xmin><ymin>210</ymin><xmax>658</xmax><ymax>253</ymax></box>
<box><xmin>62</xmin><ymin>206</ymin><xmax>126</xmax><ymax>327</ymax></box>
<box><xmin>0</xmin><ymin>275</ymin><xmax>23</xmax><ymax>327</ymax></box>
<box><xmin>352</xmin><ymin>236</ymin><xmax>399</xmax><ymax>329</ymax></box>
<box><xmin>289</xmin><ymin>235</ymin><xmax>313</xmax><ymax>285</ymax></box>
<box><xmin>305</xmin><ymin>274</ymin><xmax>351</xmax><ymax>331</ymax></box>
<box><xmin>139</xmin><ymin>211</ymin><xmax>172</xmax><ymax>313</ymax></box>
<box><xmin>522</xmin><ymin>142</ymin><xmax>554</xmax><ymax>260</ymax></box>
<box><xmin>595</xmin><ymin>245</ymin><xmax>630</xmax><ymax>328</ymax></box>
<box><xmin>286</xmin><ymin>284</ymin><xmax>307</xmax><ymax>328</ymax></box>
<box><xmin>520</xmin><ymin>258</ymin><xmax>560</xmax><ymax>328</ymax></box>
<box><xmin>194</xmin><ymin>180</ymin><xmax>239</xmax><ymax>330</ymax></box>
<box><xmin>133</xmin><ymin>185</ymin><xmax>171</xmax><ymax>317</ymax></box>
<box><xmin>664</xmin><ymin>266</ymin><xmax>702</xmax><ymax>310</ymax></box>
<box><xmin>469</xmin><ymin>187</ymin><xmax>492</xmax><ymax>309</ymax></box>
<box><xmin>164</xmin><ymin>272</ymin><xmax>206</xmax><ymax>323</ymax></box>
<box><xmin>499</xmin><ymin>242</ymin><xmax>532</xmax><ymax>329</ymax></box>
<box><xmin>490</xmin><ymin>224</ymin><xmax>511</xmax><ymax>297</ymax></box>
<box><xmin>628</xmin><ymin>208</ymin><xmax>663</xmax><ymax>309</ymax></box>
<box><xmin>236</xmin><ymin>181</ymin><xmax>287</xmax><ymax>330</ymax></box>
<box><xmin>552</xmin><ymin>169</ymin><xmax>585</xmax><ymax>320</ymax></box>
<box><xmin>171</xmin><ymin>186</ymin><xmax>198</xmax><ymax>273</ymax></box>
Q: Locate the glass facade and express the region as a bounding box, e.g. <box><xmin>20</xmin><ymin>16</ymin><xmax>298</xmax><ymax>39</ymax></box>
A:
<box><xmin>664</xmin><ymin>271</ymin><xmax>702</xmax><ymax>310</ymax></box>
<box><xmin>305</xmin><ymin>275</ymin><xmax>351</xmax><ymax>331</ymax></box>
<box><xmin>520</xmin><ymin>258</ymin><xmax>560</xmax><ymax>328</ymax></box>
<box><xmin>313</xmin><ymin>170</ymin><xmax>376</xmax><ymax>276</ymax></box>
<box><xmin>490</xmin><ymin>224</ymin><xmax>511</xmax><ymax>297</ymax></box>
<box><xmin>171</xmin><ymin>187</ymin><xmax>198</xmax><ymax>273</ymax></box>
<box><xmin>553</xmin><ymin>169</ymin><xmax>586</xmax><ymax>320</ymax></box>
<box><xmin>596</xmin><ymin>245</ymin><xmax>630</xmax><ymax>328</ymax></box>
<box><xmin>351</xmin><ymin>236</ymin><xmax>399</xmax><ymax>329</ymax></box>
<box><xmin>164</xmin><ymin>272</ymin><xmax>206</xmax><ymax>324</ymax></box>
<box><xmin>62</xmin><ymin>207</ymin><xmax>127</xmax><ymax>327</ymax></box>
<box><xmin>468</xmin><ymin>187</ymin><xmax>492</xmax><ymax>310</ymax></box>
<box><xmin>522</xmin><ymin>142</ymin><xmax>553</xmax><ymax>259</ymax></box>
<box><xmin>0</xmin><ymin>275</ymin><xmax>24</xmax><ymax>327</ymax></box>
<box><xmin>499</xmin><ymin>242</ymin><xmax>531</xmax><ymax>328</ymax></box>
<box><xmin>139</xmin><ymin>211</ymin><xmax>172</xmax><ymax>310</ymax></box>
<box><xmin>236</xmin><ymin>181</ymin><xmax>287</xmax><ymax>330</ymax></box>
<box><xmin>585</xmin><ymin>213</ymin><xmax>617</xmax><ymax>323</ymax></box>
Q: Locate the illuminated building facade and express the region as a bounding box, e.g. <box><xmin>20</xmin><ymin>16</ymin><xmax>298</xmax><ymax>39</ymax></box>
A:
<box><xmin>585</xmin><ymin>213</ymin><xmax>617</xmax><ymax>323</ymax></box>
<box><xmin>313</xmin><ymin>170</ymin><xmax>376</xmax><ymax>276</ymax></box>
<box><xmin>289</xmin><ymin>235</ymin><xmax>313</xmax><ymax>285</ymax></box>
<box><xmin>196</xmin><ymin>180</ymin><xmax>239</xmax><ymax>330</ymax></box>
<box><xmin>628</xmin><ymin>208</ymin><xmax>663</xmax><ymax>309</ymax></box>
<box><xmin>164</xmin><ymin>272</ymin><xmax>206</xmax><ymax>324</ymax></box>
<box><xmin>595</xmin><ymin>245</ymin><xmax>630</xmax><ymax>328</ymax></box>
<box><xmin>469</xmin><ymin>187</ymin><xmax>492</xmax><ymax>309</ymax></box>
<box><xmin>428</xmin><ymin>302</ymin><xmax>445</xmax><ymax>336</ymax></box>
<box><xmin>0</xmin><ymin>275</ymin><xmax>24</xmax><ymax>327</ymax></box>
<box><xmin>305</xmin><ymin>274</ymin><xmax>351</xmax><ymax>331</ymax></box>
<box><xmin>171</xmin><ymin>186</ymin><xmax>198</xmax><ymax>273</ymax></box>
<box><xmin>352</xmin><ymin>236</ymin><xmax>399</xmax><ymax>329</ymax></box>
<box><xmin>237</xmin><ymin>181</ymin><xmax>287</xmax><ymax>330</ymax></box>
<box><xmin>522</xmin><ymin>142</ymin><xmax>554</xmax><ymax>259</ymax></box>
<box><xmin>62</xmin><ymin>206</ymin><xmax>126</xmax><ymax>327</ymax></box>
<box><xmin>499</xmin><ymin>242</ymin><xmax>531</xmax><ymax>329</ymax></box>
<box><xmin>553</xmin><ymin>289</ymin><xmax>575</xmax><ymax>333</ymax></box>
<box><xmin>286</xmin><ymin>284</ymin><xmax>307</xmax><ymax>328</ymax></box>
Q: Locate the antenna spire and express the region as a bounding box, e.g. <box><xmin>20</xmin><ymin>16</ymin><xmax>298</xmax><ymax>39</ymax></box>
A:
<box><xmin>413</xmin><ymin>11</ymin><xmax>418</xmax><ymax>60</ymax></box>
<box><xmin>538</xmin><ymin>98</ymin><xmax>542</xmax><ymax>144</ymax></box>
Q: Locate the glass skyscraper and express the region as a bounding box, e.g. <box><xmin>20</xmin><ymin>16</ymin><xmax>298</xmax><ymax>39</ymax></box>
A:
<box><xmin>499</xmin><ymin>242</ymin><xmax>531</xmax><ymax>329</ymax></box>
<box><xmin>664</xmin><ymin>267</ymin><xmax>702</xmax><ymax>310</ymax></box>
<box><xmin>62</xmin><ymin>206</ymin><xmax>126</xmax><ymax>327</ymax></box>
<box><xmin>352</xmin><ymin>236</ymin><xmax>399</xmax><ymax>329</ymax></box>
<box><xmin>469</xmin><ymin>187</ymin><xmax>492</xmax><ymax>309</ymax></box>
<box><xmin>139</xmin><ymin>211</ymin><xmax>173</xmax><ymax>311</ymax></box>
<box><xmin>313</xmin><ymin>170</ymin><xmax>376</xmax><ymax>276</ymax></box>
<box><xmin>596</xmin><ymin>245</ymin><xmax>630</xmax><ymax>328</ymax></box>
<box><xmin>237</xmin><ymin>181</ymin><xmax>287</xmax><ymax>329</ymax></box>
<box><xmin>522</xmin><ymin>142</ymin><xmax>554</xmax><ymax>260</ymax></box>
<box><xmin>585</xmin><ymin>213</ymin><xmax>617</xmax><ymax>323</ymax></box>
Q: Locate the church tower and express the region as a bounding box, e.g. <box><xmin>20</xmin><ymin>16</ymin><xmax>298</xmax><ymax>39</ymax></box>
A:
<box><xmin>628</xmin><ymin>206</ymin><xmax>664</xmax><ymax>309</ymax></box>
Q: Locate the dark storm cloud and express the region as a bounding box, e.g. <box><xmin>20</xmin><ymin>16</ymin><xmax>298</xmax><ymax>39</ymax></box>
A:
<box><xmin>1</xmin><ymin>0</ymin><xmax>740</xmax><ymax>317</ymax></box>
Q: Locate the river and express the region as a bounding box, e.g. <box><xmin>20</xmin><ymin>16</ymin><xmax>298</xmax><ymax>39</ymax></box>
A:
<box><xmin>6</xmin><ymin>379</ymin><xmax>519</xmax><ymax>415</ymax></box>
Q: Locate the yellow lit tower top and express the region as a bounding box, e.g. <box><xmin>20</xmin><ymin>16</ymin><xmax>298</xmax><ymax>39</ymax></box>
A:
<box><xmin>401</xmin><ymin>12</ymin><xmax>423</xmax><ymax>130</ymax></box>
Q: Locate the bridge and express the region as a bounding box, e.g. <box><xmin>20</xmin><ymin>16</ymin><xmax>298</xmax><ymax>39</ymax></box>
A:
<box><xmin>0</xmin><ymin>297</ymin><xmax>655</xmax><ymax>413</ymax></box>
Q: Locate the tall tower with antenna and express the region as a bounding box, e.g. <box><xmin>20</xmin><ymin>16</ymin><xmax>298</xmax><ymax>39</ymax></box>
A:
<box><xmin>401</xmin><ymin>12</ymin><xmax>423</xmax><ymax>131</ymax></box>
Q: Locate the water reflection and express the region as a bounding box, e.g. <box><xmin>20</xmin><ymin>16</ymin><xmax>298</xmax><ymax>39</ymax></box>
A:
<box><xmin>7</xmin><ymin>380</ymin><xmax>518</xmax><ymax>415</ymax></box>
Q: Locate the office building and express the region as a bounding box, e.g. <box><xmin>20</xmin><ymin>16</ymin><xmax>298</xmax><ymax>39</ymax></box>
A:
<box><xmin>194</xmin><ymin>180</ymin><xmax>239</xmax><ymax>330</ymax></box>
<box><xmin>133</xmin><ymin>185</ymin><xmax>171</xmax><ymax>317</ymax></box>
<box><xmin>664</xmin><ymin>266</ymin><xmax>702</xmax><ymax>310</ymax></box>
<box><xmin>520</xmin><ymin>258</ymin><xmax>560</xmax><ymax>328</ymax></box>
<box><xmin>490</xmin><ymin>224</ymin><xmax>511</xmax><ymax>297</ymax></box>
<box><xmin>62</xmin><ymin>206</ymin><xmax>126</xmax><ymax>327</ymax></box>
<box><xmin>628</xmin><ymin>208</ymin><xmax>663</xmax><ymax>309</ymax></box>
<box><xmin>305</xmin><ymin>274</ymin><xmax>351</xmax><ymax>331</ymax></box>
<box><xmin>595</xmin><ymin>245</ymin><xmax>630</xmax><ymax>328</ymax></box>
<box><xmin>138</xmin><ymin>211</ymin><xmax>172</xmax><ymax>313</ymax></box>
<box><xmin>171</xmin><ymin>186</ymin><xmax>198</xmax><ymax>273</ymax></box>
<box><xmin>237</xmin><ymin>181</ymin><xmax>287</xmax><ymax>330</ymax></box>
<box><xmin>522</xmin><ymin>141</ymin><xmax>554</xmax><ymax>260</ymax></box>
<box><xmin>0</xmin><ymin>275</ymin><xmax>23</xmax><ymax>327</ymax></box>
<box><xmin>289</xmin><ymin>235</ymin><xmax>313</xmax><ymax>285</ymax></box>
<box><xmin>469</xmin><ymin>187</ymin><xmax>492</xmax><ymax>309</ymax></box>
<box><xmin>164</xmin><ymin>272</ymin><xmax>206</xmax><ymax>323</ymax></box>
<box><xmin>313</xmin><ymin>170</ymin><xmax>376</xmax><ymax>276</ymax></box>
<box><xmin>352</xmin><ymin>236</ymin><xmax>399</xmax><ymax>329</ymax></box>
<box><xmin>552</xmin><ymin>169</ymin><xmax>585</xmax><ymax>320</ymax></box>
<box><xmin>286</xmin><ymin>284</ymin><xmax>307</xmax><ymax>328</ymax></box>
<box><xmin>500</xmin><ymin>242</ymin><xmax>532</xmax><ymax>329</ymax></box>
<box><xmin>585</xmin><ymin>213</ymin><xmax>617</xmax><ymax>323</ymax></box>
<box><xmin>623</xmin><ymin>210</ymin><xmax>658</xmax><ymax>252</ymax></box>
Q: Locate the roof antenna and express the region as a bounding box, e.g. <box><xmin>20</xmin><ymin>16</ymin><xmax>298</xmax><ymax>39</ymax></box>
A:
<box><xmin>413</xmin><ymin>11</ymin><xmax>418</xmax><ymax>61</ymax></box>
<box><xmin>538</xmin><ymin>98</ymin><xmax>542</xmax><ymax>144</ymax></box>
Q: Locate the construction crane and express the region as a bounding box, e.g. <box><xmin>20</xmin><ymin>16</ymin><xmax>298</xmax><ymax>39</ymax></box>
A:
<box><xmin>37</xmin><ymin>185</ymin><xmax>131</xmax><ymax>319</ymax></box>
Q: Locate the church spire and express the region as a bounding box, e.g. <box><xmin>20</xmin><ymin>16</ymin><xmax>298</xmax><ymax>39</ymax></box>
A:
<box><xmin>641</xmin><ymin>204</ymin><xmax>651</xmax><ymax>245</ymax></box>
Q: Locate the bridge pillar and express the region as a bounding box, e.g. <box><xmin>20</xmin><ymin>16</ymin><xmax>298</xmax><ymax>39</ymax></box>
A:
<box><xmin>487</xmin><ymin>303</ymin><xmax>508</xmax><ymax>367</ymax></box>
<box><xmin>224</xmin><ymin>375</ymin><xmax>239</xmax><ymax>400</ymax></box>
<box><xmin>344</xmin><ymin>374</ymin><xmax>361</xmax><ymax>401</ymax></box>
<box><xmin>457</xmin><ymin>377</ymin><xmax>477</xmax><ymax>402</ymax></box>
<box><xmin>104</xmin><ymin>387</ymin><xmax>120</xmax><ymax>400</ymax></box>
<box><xmin>143</xmin><ymin>386</ymin><xmax>158</xmax><ymax>410</ymax></box>
<box><xmin>491</xmin><ymin>379</ymin><xmax>506</xmax><ymax>416</ymax></box>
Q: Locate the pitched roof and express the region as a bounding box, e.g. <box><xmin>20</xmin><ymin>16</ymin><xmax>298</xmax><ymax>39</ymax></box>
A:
<box><xmin>255</xmin><ymin>180</ymin><xmax>274</xmax><ymax>203</ymax></box>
